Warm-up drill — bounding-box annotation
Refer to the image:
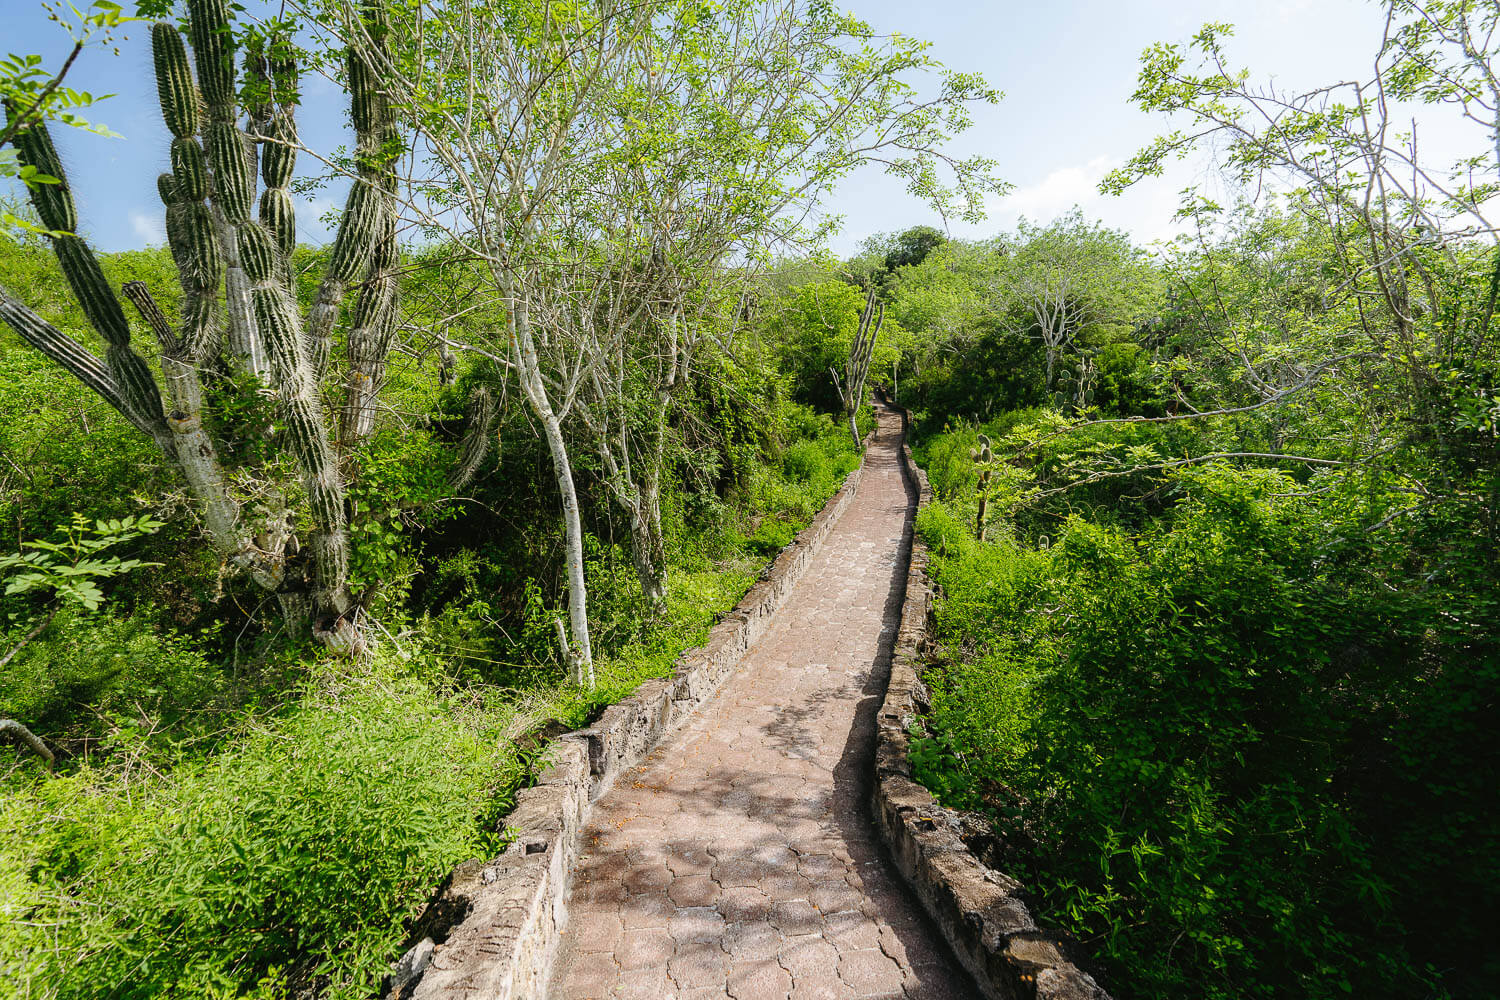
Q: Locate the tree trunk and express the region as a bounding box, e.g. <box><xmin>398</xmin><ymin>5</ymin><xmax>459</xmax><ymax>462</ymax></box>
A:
<box><xmin>510</xmin><ymin>288</ymin><xmax>594</xmax><ymax>687</ymax></box>
<box><xmin>539</xmin><ymin>407</ymin><xmax>594</xmax><ymax>686</ymax></box>
<box><xmin>628</xmin><ymin>477</ymin><xmax>667</xmax><ymax>609</ymax></box>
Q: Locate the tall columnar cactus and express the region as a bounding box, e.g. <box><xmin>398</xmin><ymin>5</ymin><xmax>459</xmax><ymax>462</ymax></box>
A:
<box><xmin>0</xmin><ymin>0</ymin><xmax>406</xmax><ymax>648</ymax></box>
<box><xmin>970</xmin><ymin>433</ymin><xmax>994</xmax><ymax>541</ymax></box>
<box><xmin>832</xmin><ymin>285</ymin><xmax>883</xmax><ymax>449</ymax></box>
<box><xmin>312</xmin><ymin>6</ymin><xmax>398</xmax><ymax>391</ymax></box>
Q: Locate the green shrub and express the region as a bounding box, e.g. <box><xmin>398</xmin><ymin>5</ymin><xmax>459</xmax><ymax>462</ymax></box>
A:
<box><xmin>916</xmin><ymin>462</ymin><xmax>1487</xmax><ymax>1000</ymax></box>
<box><xmin>781</xmin><ymin>438</ymin><xmax>827</xmax><ymax>483</ymax></box>
<box><xmin>0</xmin><ymin>610</ymin><xmax>227</xmax><ymax>757</ymax></box>
<box><xmin>2</xmin><ymin>663</ymin><xmax>520</xmax><ymax>1000</ymax></box>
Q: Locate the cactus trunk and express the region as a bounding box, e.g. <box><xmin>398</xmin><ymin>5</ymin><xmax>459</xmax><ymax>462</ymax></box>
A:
<box><xmin>2</xmin><ymin>0</ymin><xmax>416</xmax><ymax>653</ymax></box>
<box><xmin>309</xmin><ymin>4</ymin><xmax>397</xmax><ymax>383</ymax></box>
<box><xmin>240</xmin><ymin>223</ymin><xmax>354</xmax><ymax>638</ymax></box>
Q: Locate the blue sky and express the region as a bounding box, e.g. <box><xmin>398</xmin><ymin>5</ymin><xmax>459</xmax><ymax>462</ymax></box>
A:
<box><xmin>0</xmin><ymin>0</ymin><xmax>1442</xmax><ymax>255</ymax></box>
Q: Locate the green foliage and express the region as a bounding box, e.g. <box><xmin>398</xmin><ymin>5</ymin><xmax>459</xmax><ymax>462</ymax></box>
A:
<box><xmin>1</xmin><ymin>514</ymin><xmax>162</xmax><ymax>613</ymax></box>
<box><xmin>1</xmin><ymin>663</ymin><xmax>520</xmax><ymax>999</ymax></box>
<box><xmin>765</xmin><ymin>278</ymin><xmax>903</xmax><ymax>412</ymax></box>
<box><xmin>917</xmin><ymin>458</ymin><xmax>1498</xmax><ymax>999</ymax></box>
<box><xmin>0</xmin><ymin>609</ymin><xmax>227</xmax><ymax>757</ymax></box>
<box><xmin>346</xmin><ymin>429</ymin><xmax>461</xmax><ymax>608</ymax></box>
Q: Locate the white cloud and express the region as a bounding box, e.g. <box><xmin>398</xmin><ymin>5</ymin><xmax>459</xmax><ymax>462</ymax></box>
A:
<box><xmin>993</xmin><ymin>155</ymin><xmax>1118</xmax><ymax>225</ymax></box>
<box><xmin>947</xmin><ymin>155</ymin><xmax>1195</xmax><ymax>249</ymax></box>
<box><xmin>129</xmin><ymin>209</ymin><xmax>164</xmax><ymax>246</ymax></box>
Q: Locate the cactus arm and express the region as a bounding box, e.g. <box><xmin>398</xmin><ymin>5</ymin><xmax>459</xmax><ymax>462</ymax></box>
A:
<box><xmin>250</xmin><ymin>35</ymin><xmax>298</xmax><ymax>289</ymax></box>
<box><xmin>307</xmin><ymin>4</ymin><xmax>398</xmax><ymax>381</ymax></box>
<box><xmin>187</xmin><ymin>0</ymin><xmax>268</xmax><ymax>379</ymax></box>
<box><xmin>339</xmin><ymin>205</ymin><xmax>400</xmax><ymax>446</ymax></box>
<box><xmin>152</xmin><ymin>23</ymin><xmax>225</xmax><ymax>363</ymax></box>
<box><xmin>3</xmin><ymin>108</ymin><xmax>174</xmax><ymax>449</ymax></box>
<box><xmin>0</xmin><ymin>283</ymin><xmax>147</xmax><ymax>435</ymax></box>
<box><xmin>120</xmin><ymin>278</ymin><xmax>180</xmax><ymax>354</ymax></box>
<box><xmin>448</xmin><ymin>385</ymin><xmax>498</xmax><ymax>490</ymax></box>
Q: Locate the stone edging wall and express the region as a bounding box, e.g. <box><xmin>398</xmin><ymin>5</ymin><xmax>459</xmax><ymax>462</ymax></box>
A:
<box><xmin>873</xmin><ymin>407</ymin><xmax>1113</xmax><ymax>1000</ymax></box>
<box><xmin>386</xmin><ymin>435</ymin><xmax>875</xmax><ymax>1000</ymax></box>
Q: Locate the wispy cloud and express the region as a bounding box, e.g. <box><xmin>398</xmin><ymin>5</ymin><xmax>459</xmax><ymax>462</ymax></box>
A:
<box><xmin>129</xmin><ymin>209</ymin><xmax>164</xmax><ymax>246</ymax></box>
<box><xmin>995</xmin><ymin>155</ymin><xmax>1118</xmax><ymax>224</ymax></box>
<box><xmin>971</xmin><ymin>155</ymin><xmax>1189</xmax><ymax>247</ymax></box>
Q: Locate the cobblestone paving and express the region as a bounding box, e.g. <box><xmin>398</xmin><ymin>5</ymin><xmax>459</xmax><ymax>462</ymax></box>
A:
<box><xmin>550</xmin><ymin>404</ymin><xmax>974</xmax><ymax>999</ymax></box>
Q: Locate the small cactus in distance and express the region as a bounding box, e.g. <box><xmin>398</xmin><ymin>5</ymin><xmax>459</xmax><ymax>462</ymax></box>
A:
<box><xmin>970</xmin><ymin>433</ymin><xmax>994</xmax><ymax>541</ymax></box>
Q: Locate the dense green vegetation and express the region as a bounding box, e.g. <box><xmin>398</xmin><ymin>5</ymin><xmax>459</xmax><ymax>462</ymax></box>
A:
<box><xmin>0</xmin><ymin>229</ymin><xmax>877</xmax><ymax>997</ymax></box>
<box><xmin>4</xmin><ymin>0</ymin><xmax>1499</xmax><ymax>997</ymax></box>
<box><xmin>1</xmin><ymin>0</ymin><xmax>954</xmax><ymax>989</ymax></box>
<box><xmin>880</xmin><ymin>19</ymin><xmax>1500</xmax><ymax>994</ymax></box>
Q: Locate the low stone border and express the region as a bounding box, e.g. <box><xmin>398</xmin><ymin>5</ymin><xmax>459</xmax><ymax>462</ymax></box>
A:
<box><xmin>386</xmin><ymin>439</ymin><xmax>873</xmax><ymax>1000</ymax></box>
<box><xmin>872</xmin><ymin>407</ymin><xmax>1112</xmax><ymax>1000</ymax></box>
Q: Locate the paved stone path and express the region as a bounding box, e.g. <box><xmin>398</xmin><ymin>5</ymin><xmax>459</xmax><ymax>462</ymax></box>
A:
<box><xmin>550</xmin><ymin>403</ymin><xmax>973</xmax><ymax>1000</ymax></box>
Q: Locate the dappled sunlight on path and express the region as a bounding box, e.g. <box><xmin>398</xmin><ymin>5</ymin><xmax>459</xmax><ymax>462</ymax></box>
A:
<box><xmin>550</xmin><ymin>404</ymin><xmax>974</xmax><ymax>999</ymax></box>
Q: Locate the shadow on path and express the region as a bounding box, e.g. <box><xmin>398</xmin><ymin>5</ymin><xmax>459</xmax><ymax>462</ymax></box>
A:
<box><xmin>550</xmin><ymin>404</ymin><xmax>973</xmax><ymax>1000</ymax></box>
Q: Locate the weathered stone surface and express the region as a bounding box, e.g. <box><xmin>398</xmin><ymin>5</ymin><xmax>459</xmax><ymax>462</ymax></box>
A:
<box><xmin>385</xmin><ymin>410</ymin><xmax>872</xmax><ymax>1000</ymax></box>
<box><xmin>548</xmin><ymin>404</ymin><xmax>977</xmax><ymax>999</ymax></box>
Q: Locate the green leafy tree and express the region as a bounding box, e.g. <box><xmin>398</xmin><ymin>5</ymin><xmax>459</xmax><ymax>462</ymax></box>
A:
<box><xmin>0</xmin><ymin>1</ymin><xmax>131</xmax><ymax>236</ymax></box>
<box><xmin>355</xmin><ymin>0</ymin><xmax>1000</xmax><ymax>678</ymax></box>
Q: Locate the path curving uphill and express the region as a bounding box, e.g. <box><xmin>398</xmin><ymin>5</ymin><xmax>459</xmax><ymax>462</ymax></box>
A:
<box><xmin>550</xmin><ymin>403</ymin><xmax>973</xmax><ymax>999</ymax></box>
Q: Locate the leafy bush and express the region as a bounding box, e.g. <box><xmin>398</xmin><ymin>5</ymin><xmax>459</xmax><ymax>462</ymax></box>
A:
<box><xmin>916</xmin><ymin>462</ymin><xmax>1495</xmax><ymax>999</ymax></box>
<box><xmin>2</xmin><ymin>664</ymin><xmax>520</xmax><ymax>1000</ymax></box>
<box><xmin>0</xmin><ymin>610</ymin><xmax>226</xmax><ymax>756</ymax></box>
